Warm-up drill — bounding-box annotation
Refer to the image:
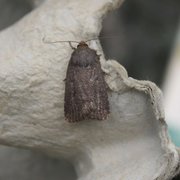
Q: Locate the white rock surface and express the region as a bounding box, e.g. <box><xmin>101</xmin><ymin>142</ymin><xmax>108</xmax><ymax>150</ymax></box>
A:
<box><xmin>0</xmin><ymin>0</ymin><xmax>179</xmax><ymax>179</ymax></box>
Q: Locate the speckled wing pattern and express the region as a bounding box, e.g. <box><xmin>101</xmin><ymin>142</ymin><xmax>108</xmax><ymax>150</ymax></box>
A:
<box><xmin>64</xmin><ymin>43</ymin><xmax>109</xmax><ymax>122</ymax></box>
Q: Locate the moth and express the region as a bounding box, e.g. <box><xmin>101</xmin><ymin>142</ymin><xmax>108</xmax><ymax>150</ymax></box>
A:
<box><xmin>43</xmin><ymin>38</ymin><xmax>110</xmax><ymax>122</ymax></box>
<box><xmin>64</xmin><ymin>41</ymin><xmax>110</xmax><ymax>122</ymax></box>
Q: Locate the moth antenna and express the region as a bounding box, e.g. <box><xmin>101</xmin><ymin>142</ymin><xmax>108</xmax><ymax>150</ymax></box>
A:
<box><xmin>68</xmin><ymin>41</ymin><xmax>76</xmax><ymax>50</ymax></box>
<box><xmin>85</xmin><ymin>35</ymin><xmax>122</xmax><ymax>42</ymax></box>
<box><xmin>85</xmin><ymin>37</ymin><xmax>99</xmax><ymax>42</ymax></box>
<box><xmin>99</xmin><ymin>35</ymin><xmax>122</xmax><ymax>39</ymax></box>
<box><xmin>42</xmin><ymin>37</ymin><xmax>79</xmax><ymax>44</ymax></box>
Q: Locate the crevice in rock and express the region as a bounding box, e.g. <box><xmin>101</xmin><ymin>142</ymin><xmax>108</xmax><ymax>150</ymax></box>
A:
<box><xmin>0</xmin><ymin>0</ymin><xmax>33</xmax><ymax>31</ymax></box>
<box><xmin>0</xmin><ymin>145</ymin><xmax>77</xmax><ymax>180</ymax></box>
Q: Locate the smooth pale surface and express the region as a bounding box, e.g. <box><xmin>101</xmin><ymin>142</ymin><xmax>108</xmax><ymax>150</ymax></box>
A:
<box><xmin>163</xmin><ymin>24</ymin><xmax>180</xmax><ymax>148</ymax></box>
<box><xmin>0</xmin><ymin>0</ymin><xmax>179</xmax><ymax>180</ymax></box>
<box><xmin>164</xmin><ymin>25</ymin><xmax>180</xmax><ymax>127</ymax></box>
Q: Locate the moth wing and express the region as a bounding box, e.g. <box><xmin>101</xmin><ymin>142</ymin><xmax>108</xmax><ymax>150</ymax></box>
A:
<box><xmin>64</xmin><ymin>49</ymin><xmax>109</xmax><ymax>122</ymax></box>
<box><xmin>64</xmin><ymin>64</ymin><xmax>80</xmax><ymax>122</ymax></box>
<box><xmin>89</xmin><ymin>63</ymin><xmax>110</xmax><ymax>120</ymax></box>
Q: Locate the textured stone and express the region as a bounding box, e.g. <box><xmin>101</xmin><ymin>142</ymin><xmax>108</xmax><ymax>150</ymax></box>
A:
<box><xmin>0</xmin><ymin>0</ymin><xmax>179</xmax><ymax>179</ymax></box>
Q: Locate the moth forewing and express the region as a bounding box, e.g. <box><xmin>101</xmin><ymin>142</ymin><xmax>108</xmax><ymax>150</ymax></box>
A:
<box><xmin>64</xmin><ymin>41</ymin><xmax>110</xmax><ymax>122</ymax></box>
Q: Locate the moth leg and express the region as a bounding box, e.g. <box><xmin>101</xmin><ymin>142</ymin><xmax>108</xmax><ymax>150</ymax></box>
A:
<box><xmin>68</xmin><ymin>41</ymin><xmax>76</xmax><ymax>50</ymax></box>
<box><xmin>90</xmin><ymin>69</ymin><xmax>98</xmax><ymax>82</ymax></box>
<box><xmin>102</xmin><ymin>71</ymin><xmax>111</xmax><ymax>77</ymax></box>
<box><xmin>105</xmin><ymin>83</ymin><xmax>111</xmax><ymax>91</ymax></box>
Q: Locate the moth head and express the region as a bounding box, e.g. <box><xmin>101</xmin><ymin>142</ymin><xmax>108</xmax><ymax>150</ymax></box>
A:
<box><xmin>77</xmin><ymin>41</ymin><xmax>88</xmax><ymax>48</ymax></box>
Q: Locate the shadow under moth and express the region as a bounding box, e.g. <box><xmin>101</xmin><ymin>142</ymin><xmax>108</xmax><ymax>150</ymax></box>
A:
<box><xmin>64</xmin><ymin>41</ymin><xmax>110</xmax><ymax>122</ymax></box>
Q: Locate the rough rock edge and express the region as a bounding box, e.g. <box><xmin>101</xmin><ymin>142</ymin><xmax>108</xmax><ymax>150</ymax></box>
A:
<box><xmin>104</xmin><ymin>60</ymin><xmax>180</xmax><ymax>179</ymax></box>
